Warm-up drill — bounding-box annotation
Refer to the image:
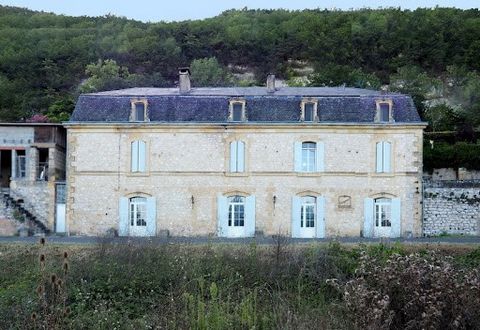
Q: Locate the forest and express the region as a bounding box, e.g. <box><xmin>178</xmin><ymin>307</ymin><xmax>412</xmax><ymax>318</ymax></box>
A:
<box><xmin>0</xmin><ymin>5</ymin><xmax>479</xmax><ymax>167</ymax></box>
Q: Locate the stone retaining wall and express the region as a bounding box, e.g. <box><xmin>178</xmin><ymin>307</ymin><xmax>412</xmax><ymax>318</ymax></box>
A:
<box><xmin>423</xmin><ymin>180</ymin><xmax>480</xmax><ymax>236</ymax></box>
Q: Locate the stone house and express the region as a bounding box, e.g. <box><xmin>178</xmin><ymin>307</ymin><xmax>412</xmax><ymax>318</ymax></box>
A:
<box><xmin>65</xmin><ymin>71</ymin><xmax>426</xmax><ymax>238</ymax></box>
<box><xmin>0</xmin><ymin>123</ymin><xmax>66</xmax><ymax>234</ymax></box>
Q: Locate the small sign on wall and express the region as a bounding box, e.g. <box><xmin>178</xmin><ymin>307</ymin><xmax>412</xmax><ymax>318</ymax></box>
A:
<box><xmin>337</xmin><ymin>195</ymin><xmax>352</xmax><ymax>209</ymax></box>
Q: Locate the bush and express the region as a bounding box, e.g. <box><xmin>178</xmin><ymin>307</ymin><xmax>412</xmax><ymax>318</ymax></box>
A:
<box><xmin>423</xmin><ymin>141</ymin><xmax>480</xmax><ymax>170</ymax></box>
<box><xmin>331</xmin><ymin>251</ymin><xmax>480</xmax><ymax>329</ymax></box>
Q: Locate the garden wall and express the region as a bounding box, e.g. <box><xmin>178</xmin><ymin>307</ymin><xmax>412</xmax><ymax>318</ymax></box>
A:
<box><xmin>423</xmin><ymin>180</ymin><xmax>480</xmax><ymax>236</ymax></box>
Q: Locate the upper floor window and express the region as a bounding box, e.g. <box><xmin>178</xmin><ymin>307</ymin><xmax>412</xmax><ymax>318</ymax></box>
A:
<box><xmin>131</xmin><ymin>100</ymin><xmax>148</xmax><ymax>122</ymax></box>
<box><xmin>294</xmin><ymin>141</ymin><xmax>325</xmax><ymax>173</ymax></box>
<box><xmin>376</xmin><ymin>100</ymin><xmax>392</xmax><ymax>123</ymax></box>
<box><xmin>301</xmin><ymin>100</ymin><xmax>318</xmax><ymax>122</ymax></box>
<box><xmin>302</xmin><ymin>142</ymin><xmax>316</xmax><ymax>172</ymax></box>
<box><xmin>14</xmin><ymin>150</ymin><xmax>26</xmax><ymax>178</ymax></box>
<box><xmin>131</xmin><ymin>140</ymin><xmax>146</xmax><ymax>172</ymax></box>
<box><xmin>229</xmin><ymin>100</ymin><xmax>246</xmax><ymax>122</ymax></box>
<box><xmin>376</xmin><ymin>141</ymin><xmax>391</xmax><ymax>173</ymax></box>
<box><xmin>229</xmin><ymin>140</ymin><xmax>245</xmax><ymax>172</ymax></box>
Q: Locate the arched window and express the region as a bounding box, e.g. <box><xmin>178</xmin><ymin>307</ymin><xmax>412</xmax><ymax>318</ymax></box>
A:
<box><xmin>228</xmin><ymin>195</ymin><xmax>245</xmax><ymax>227</ymax></box>
<box><xmin>374</xmin><ymin>198</ymin><xmax>392</xmax><ymax>228</ymax></box>
<box><xmin>302</xmin><ymin>142</ymin><xmax>316</xmax><ymax>172</ymax></box>
<box><xmin>300</xmin><ymin>196</ymin><xmax>316</xmax><ymax>228</ymax></box>
<box><xmin>129</xmin><ymin>197</ymin><xmax>147</xmax><ymax>227</ymax></box>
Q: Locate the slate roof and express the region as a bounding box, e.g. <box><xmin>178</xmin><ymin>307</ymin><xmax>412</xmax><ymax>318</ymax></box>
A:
<box><xmin>70</xmin><ymin>87</ymin><xmax>423</xmax><ymax>124</ymax></box>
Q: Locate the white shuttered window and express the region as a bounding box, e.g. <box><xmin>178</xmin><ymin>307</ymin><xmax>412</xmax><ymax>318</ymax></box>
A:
<box><xmin>375</xmin><ymin>141</ymin><xmax>391</xmax><ymax>173</ymax></box>
<box><xmin>229</xmin><ymin>141</ymin><xmax>245</xmax><ymax>172</ymax></box>
<box><xmin>131</xmin><ymin>140</ymin><xmax>146</xmax><ymax>172</ymax></box>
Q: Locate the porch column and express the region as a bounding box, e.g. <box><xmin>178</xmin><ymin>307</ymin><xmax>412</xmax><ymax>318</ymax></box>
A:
<box><xmin>27</xmin><ymin>147</ymin><xmax>39</xmax><ymax>181</ymax></box>
<box><xmin>11</xmin><ymin>149</ymin><xmax>16</xmax><ymax>179</ymax></box>
<box><xmin>48</xmin><ymin>147</ymin><xmax>56</xmax><ymax>181</ymax></box>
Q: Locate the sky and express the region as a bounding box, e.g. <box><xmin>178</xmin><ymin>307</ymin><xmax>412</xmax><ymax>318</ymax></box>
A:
<box><xmin>0</xmin><ymin>0</ymin><xmax>478</xmax><ymax>22</ymax></box>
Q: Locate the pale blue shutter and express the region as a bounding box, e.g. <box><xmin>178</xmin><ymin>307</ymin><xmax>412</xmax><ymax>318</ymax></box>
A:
<box><xmin>391</xmin><ymin>198</ymin><xmax>401</xmax><ymax>238</ymax></box>
<box><xmin>118</xmin><ymin>197</ymin><xmax>129</xmax><ymax>236</ymax></box>
<box><xmin>316</xmin><ymin>141</ymin><xmax>325</xmax><ymax>172</ymax></box>
<box><xmin>217</xmin><ymin>194</ymin><xmax>228</xmax><ymax>237</ymax></box>
<box><xmin>131</xmin><ymin>141</ymin><xmax>138</xmax><ymax>172</ymax></box>
<box><xmin>237</xmin><ymin>141</ymin><xmax>245</xmax><ymax>172</ymax></box>
<box><xmin>376</xmin><ymin>142</ymin><xmax>383</xmax><ymax>173</ymax></box>
<box><xmin>383</xmin><ymin>142</ymin><xmax>391</xmax><ymax>173</ymax></box>
<box><xmin>363</xmin><ymin>198</ymin><xmax>374</xmax><ymax>237</ymax></box>
<box><xmin>316</xmin><ymin>196</ymin><xmax>326</xmax><ymax>238</ymax></box>
<box><xmin>138</xmin><ymin>141</ymin><xmax>146</xmax><ymax>172</ymax></box>
<box><xmin>245</xmin><ymin>196</ymin><xmax>256</xmax><ymax>237</ymax></box>
<box><xmin>294</xmin><ymin>142</ymin><xmax>302</xmax><ymax>172</ymax></box>
<box><xmin>291</xmin><ymin>196</ymin><xmax>301</xmax><ymax>238</ymax></box>
<box><xmin>146</xmin><ymin>197</ymin><xmax>156</xmax><ymax>236</ymax></box>
<box><xmin>230</xmin><ymin>141</ymin><xmax>237</xmax><ymax>172</ymax></box>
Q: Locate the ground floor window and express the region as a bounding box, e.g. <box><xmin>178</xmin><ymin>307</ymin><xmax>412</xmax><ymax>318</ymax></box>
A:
<box><xmin>228</xmin><ymin>195</ymin><xmax>245</xmax><ymax>227</ymax></box>
<box><xmin>301</xmin><ymin>196</ymin><xmax>316</xmax><ymax>228</ymax></box>
<box><xmin>129</xmin><ymin>197</ymin><xmax>147</xmax><ymax>227</ymax></box>
<box><xmin>374</xmin><ymin>198</ymin><xmax>392</xmax><ymax>228</ymax></box>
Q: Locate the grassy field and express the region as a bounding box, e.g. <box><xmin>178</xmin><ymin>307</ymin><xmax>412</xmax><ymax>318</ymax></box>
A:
<box><xmin>0</xmin><ymin>240</ymin><xmax>479</xmax><ymax>329</ymax></box>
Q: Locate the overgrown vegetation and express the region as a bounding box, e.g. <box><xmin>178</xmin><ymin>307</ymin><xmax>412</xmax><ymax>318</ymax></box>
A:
<box><xmin>0</xmin><ymin>240</ymin><xmax>479</xmax><ymax>329</ymax></box>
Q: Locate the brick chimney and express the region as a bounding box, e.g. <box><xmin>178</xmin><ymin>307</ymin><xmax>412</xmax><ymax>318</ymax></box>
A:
<box><xmin>266</xmin><ymin>74</ymin><xmax>276</xmax><ymax>93</ymax></box>
<box><xmin>179</xmin><ymin>67</ymin><xmax>191</xmax><ymax>93</ymax></box>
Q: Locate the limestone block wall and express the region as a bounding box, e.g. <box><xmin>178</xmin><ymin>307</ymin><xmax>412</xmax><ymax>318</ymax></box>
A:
<box><xmin>66</xmin><ymin>124</ymin><xmax>424</xmax><ymax>237</ymax></box>
<box><xmin>9</xmin><ymin>180</ymin><xmax>54</xmax><ymax>227</ymax></box>
<box><xmin>423</xmin><ymin>180</ymin><xmax>480</xmax><ymax>236</ymax></box>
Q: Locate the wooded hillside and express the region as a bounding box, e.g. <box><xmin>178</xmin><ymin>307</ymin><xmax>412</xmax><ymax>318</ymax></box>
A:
<box><xmin>0</xmin><ymin>5</ymin><xmax>479</xmax><ymax>133</ymax></box>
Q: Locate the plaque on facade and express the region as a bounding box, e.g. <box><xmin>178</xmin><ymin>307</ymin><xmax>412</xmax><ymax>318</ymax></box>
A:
<box><xmin>338</xmin><ymin>195</ymin><xmax>352</xmax><ymax>209</ymax></box>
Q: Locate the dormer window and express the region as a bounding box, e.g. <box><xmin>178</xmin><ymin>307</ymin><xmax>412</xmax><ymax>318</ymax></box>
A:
<box><xmin>376</xmin><ymin>100</ymin><xmax>393</xmax><ymax>123</ymax></box>
<box><xmin>131</xmin><ymin>99</ymin><xmax>148</xmax><ymax>122</ymax></box>
<box><xmin>300</xmin><ymin>100</ymin><xmax>318</xmax><ymax>122</ymax></box>
<box><xmin>229</xmin><ymin>100</ymin><xmax>246</xmax><ymax>122</ymax></box>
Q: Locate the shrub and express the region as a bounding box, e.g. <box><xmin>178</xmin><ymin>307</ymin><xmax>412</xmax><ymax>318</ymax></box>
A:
<box><xmin>331</xmin><ymin>251</ymin><xmax>480</xmax><ymax>329</ymax></box>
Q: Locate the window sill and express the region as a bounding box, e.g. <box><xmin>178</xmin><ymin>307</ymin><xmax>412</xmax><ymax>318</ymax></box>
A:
<box><xmin>225</xmin><ymin>172</ymin><xmax>249</xmax><ymax>177</ymax></box>
<box><xmin>296</xmin><ymin>172</ymin><xmax>323</xmax><ymax>177</ymax></box>
<box><xmin>373</xmin><ymin>172</ymin><xmax>395</xmax><ymax>177</ymax></box>
<box><xmin>126</xmin><ymin>172</ymin><xmax>150</xmax><ymax>177</ymax></box>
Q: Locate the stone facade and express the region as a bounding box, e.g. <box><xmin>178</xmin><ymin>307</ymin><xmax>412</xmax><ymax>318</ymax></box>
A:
<box><xmin>423</xmin><ymin>180</ymin><xmax>480</xmax><ymax>236</ymax></box>
<box><xmin>66</xmin><ymin>124</ymin><xmax>424</xmax><ymax>237</ymax></box>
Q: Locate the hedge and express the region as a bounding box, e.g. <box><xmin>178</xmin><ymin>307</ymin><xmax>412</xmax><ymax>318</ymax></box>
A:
<box><xmin>423</xmin><ymin>142</ymin><xmax>480</xmax><ymax>171</ymax></box>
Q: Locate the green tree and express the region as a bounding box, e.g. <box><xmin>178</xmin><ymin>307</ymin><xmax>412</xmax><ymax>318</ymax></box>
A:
<box><xmin>79</xmin><ymin>59</ymin><xmax>139</xmax><ymax>93</ymax></box>
<box><xmin>190</xmin><ymin>57</ymin><xmax>233</xmax><ymax>87</ymax></box>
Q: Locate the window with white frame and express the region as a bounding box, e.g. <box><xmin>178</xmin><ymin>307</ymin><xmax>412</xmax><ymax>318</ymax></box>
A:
<box><xmin>302</xmin><ymin>142</ymin><xmax>316</xmax><ymax>172</ymax></box>
<box><xmin>229</xmin><ymin>140</ymin><xmax>245</xmax><ymax>172</ymax></box>
<box><xmin>374</xmin><ymin>198</ymin><xmax>392</xmax><ymax>227</ymax></box>
<box><xmin>129</xmin><ymin>197</ymin><xmax>147</xmax><ymax>227</ymax></box>
<box><xmin>302</xmin><ymin>101</ymin><xmax>317</xmax><ymax>122</ymax></box>
<box><xmin>301</xmin><ymin>196</ymin><xmax>316</xmax><ymax>228</ymax></box>
<box><xmin>228</xmin><ymin>196</ymin><xmax>245</xmax><ymax>227</ymax></box>
<box><xmin>230</xmin><ymin>101</ymin><xmax>246</xmax><ymax>122</ymax></box>
<box><xmin>376</xmin><ymin>141</ymin><xmax>391</xmax><ymax>173</ymax></box>
<box><xmin>15</xmin><ymin>150</ymin><xmax>26</xmax><ymax>178</ymax></box>
<box><xmin>131</xmin><ymin>140</ymin><xmax>146</xmax><ymax>172</ymax></box>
